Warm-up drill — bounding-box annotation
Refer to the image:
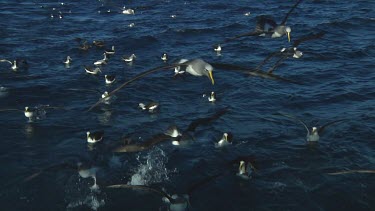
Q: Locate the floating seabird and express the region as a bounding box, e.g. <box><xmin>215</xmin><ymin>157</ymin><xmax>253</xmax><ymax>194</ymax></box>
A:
<box><xmin>138</xmin><ymin>102</ymin><xmax>159</xmax><ymax>112</ymax></box>
<box><xmin>105</xmin><ymin>46</ymin><xmax>115</xmax><ymax>55</ymax></box>
<box><xmin>237</xmin><ymin>160</ymin><xmax>254</xmax><ymax>179</ymax></box>
<box><xmin>78</xmin><ymin>41</ymin><xmax>91</xmax><ymax>51</ymax></box>
<box><xmin>277</xmin><ymin>113</ymin><xmax>346</xmax><ymax>143</ymax></box>
<box><xmin>105</xmin><ymin>75</ymin><xmax>116</xmax><ymax>84</ymax></box>
<box><xmin>208</xmin><ymin>91</ymin><xmax>216</xmax><ymax>102</ymax></box>
<box><xmin>87</xmin><ymin>59</ymin><xmax>215</xmax><ymax>111</ymax></box>
<box><xmin>122</xmin><ymin>8</ymin><xmax>135</xmax><ymax>15</ymax></box>
<box><xmin>174</xmin><ymin>59</ymin><xmax>188</xmax><ymax>76</ymax></box>
<box><xmin>93</xmin><ymin>40</ymin><xmax>105</xmax><ymax>48</ymax></box>
<box><xmin>161</xmin><ymin>53</ymin><xmax>168</xmax><ymax>62</ymax></box>
<box><xmin>94</xmin><ymin>53</ymin><xmax>108</xmax><ymax>66</ymax></box>
<box><xmin>84</xmin><ymin>66</ymin><xmax>102</xmax><ymax>75</ymax></box>
<box><xmin>0</xmin><ymin>59</ymin><xmax>28</xmax><ymax>71</ymax></box>
<box><xmin>86</xmin><ymin>131</ymin><xmax>104</xmax><ymax>143</ymax></box>
<box><xmin>122</xmin><ymin>54</ymin><xmax>136</xmax><ymax>62</ymax></box>
<box><xmin>214</xmin><ymin>44</ymin><xmax>222</xmax><ymax>53</ymax></box>
<box><xmin>63</xmin><ymin>56</ymin><xmax>72</xmax><ymax>65</ymax></box>
<box><xmin>215</xmin><ymin>132</ymin><xmax>233</xmax><ymax>148</ymax></box>
<box><xmin>225</xmin><ymin>0</ymin><xmax>302</xmax><ymax>42</ymax></box>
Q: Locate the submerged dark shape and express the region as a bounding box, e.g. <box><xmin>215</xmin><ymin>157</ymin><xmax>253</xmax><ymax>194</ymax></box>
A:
<box><xmin>256</xmin><ymin>32</ymin><xmax>325</xmax><ymax>73</ymax></box>
<box><xmin>112</xmin><ymin>107</ymin><xmax>229</xmax><ymax>152</ymax></box>
<box><xmin>224</xmin><ymin>0</ymin><xmax>302</xmax><ymax>43</ymax></box>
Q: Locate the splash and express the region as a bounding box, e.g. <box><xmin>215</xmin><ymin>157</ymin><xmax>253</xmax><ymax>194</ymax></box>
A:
<box><xmin>66</xmin><ymin>194</ymin><xmax>105</xmax><ymax>211</ymax></box>
<box><xmin>129</xmin><ymin>147</ymin><xmax>172</xmax><ymax>185</ymax></box>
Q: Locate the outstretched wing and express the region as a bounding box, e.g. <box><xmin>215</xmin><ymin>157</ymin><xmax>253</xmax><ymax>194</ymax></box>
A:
<box><xmin>276</xmin><ymin>112</ymin><xmax>310</xmax><ymax>135</ymax></box>
<box><xmin>327</xmin><ymin>169</ymin><xmax>375</xmax><ymax>175</ymax></box>
<box><xmin>247</xmin><ymin>71</ymin><xmax>303</xmax><ymax>85</ymax></box>
<box><xmin>185</xmin><ymin>107</ymin><xmax>229</xmax><ymax>132</ymax></box>
<box><xmin>107</xmin><ymin>184</ymin><xmax>174</xmax><ymax>202</ymax></box>
<box><xmin>318</xmin><ymin>119</ymin><xmax>346</xmax><ymax>134</ymax></box>
<box><xmin>280</xmin><ymin>0</ymin><xmax>303</xmax><ymax>25</ymax></box>
<box><xmin>87</xmin><ymin>63</ymin><xmax>181</xmax><ymax>111</ymax></box>
<box><xmin>0</xmin><ymin>59</ymin><xmax>12</xmax><ymax>65</ymax></box>
<box><xmin>23</xmin><ymin>162</ymin><xmax>77</xmax><ymax>182</ymax></box>
<box><xmin>255</xmin><ymin>15</ymin><xmax>277</xmax><ymax>32</ymax></box>
<box><xmin>293</xmin><ymin>31</ymin><xmax>325</xmax><ymax>47</ymax></box>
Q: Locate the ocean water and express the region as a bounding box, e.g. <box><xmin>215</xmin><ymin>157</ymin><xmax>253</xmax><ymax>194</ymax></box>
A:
<box><xmin>0</xmin><ymin>0</ymin><xmax>374</xmax><ymax>210</ymax></box>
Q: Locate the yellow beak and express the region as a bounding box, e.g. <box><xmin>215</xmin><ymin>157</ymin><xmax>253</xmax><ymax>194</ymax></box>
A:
<box><xmin>287</xmin><ymin>32</ymin><xmax>291</xmax><ymax>42</ymax></box>
<box><xmin>208</xmin><ymin>70</ymin><xmax>214</xmax><ymax>85</ymax></box>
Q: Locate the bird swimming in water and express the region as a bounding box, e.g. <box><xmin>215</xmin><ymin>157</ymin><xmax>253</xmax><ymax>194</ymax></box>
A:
<box><xmin>237</xmin><ymin>160</ymin><xmax>255</xmax><ymax>179</ymax></box>
<box><xmin>215</xmin><ymin>132</ymin><xmax>233</xmax><ymax>148</ymax></box>
<box><xmin>87</xmin><ymin>58</ymin><xmax>215</xmax><ymax>111</ymax></box>
<box><xmin>84</xmin><ymin>66</ymin><xmax>102</xmax><ymax>75</ymax></box>
<box><xmin>122</xmin><ymin>54</ymin><xmax>136</xmax><ymax>62</ymax></box>
<box><xmin>105</xmin><ymin>46</ymin><xmax>115</xmax><ymax>55</ymax></box>
<box><xmin>93</xmin><ymin>40</ymin><xmax>105</xmax><ymax>48</ymax></box>
<box><xmin>164</xmin><ymin>125</ymin><xmax>182</xmax><ymax>138</ymax></box>
<box><xmin>225</xmin><ymin>0</ymin><xmax>302</xmax><ymax>43</ymax></box>
<box><xmin>86</xmin><ymin>131</ymin><xmax>104</xmax><ymax>143</ymax></box>
<box><xmin>161</xmin><ymin>53</ymin><xmax>168</xmax><ymax>62</ymax></box>
<box><xmin>0</xmin><ymin>59</ymin><xmax>28</xmax><ymax>71</ymax></box>
<box><xmin>105</xmin><ymin>75</ymin><xmax>116</xmax><ymax>85</ymax></box>
<box><xmin>63</xmin><ymin>56</ymin><xmax>72</xmax><ymax>65</ymax></box>
<box><xmin>78</xmin><ymin>40</ymin><xmax>91</xmax><ymax>51</ymax></box>
<box><xmin>122</xmin><ymin>7</ymin><xmax>135</xmax><ymax>15</ymax></box>
<box><xmin>174</xmin><ymin>59</ymin><xmax>188</xmax><ymax>76</ymax></box>
<box><xmin>276</xmin><ymin>113</ymin><xmax>346</xmax><ymax>143</ymax></box>
<box><xmin>208</xmin><ymin>91</ymin><xmax>216</xmax><ymax>102</ymax></box>
<box><xmin>94</xmin><ymin>53</ymin><xmax>108</xmax><ymax>66</ymax></box>
<box><xmin>138</xmin><ymin>102</ymin><xmax>159</xmax><ymax>113</ymax></box>
<box><xmin>214</xmin><ymin>44</ymin><xmax>222</xmax><ymax>54</ymax></box>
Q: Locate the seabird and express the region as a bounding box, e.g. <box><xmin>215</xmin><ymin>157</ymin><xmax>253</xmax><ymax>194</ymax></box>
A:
<box><xmin>84</xmin><ymin>66</ymin><xmax>102</xmax><ymax>75</ymax></box>
<box><xmin>161</xmin><ymin>53</ymin><xmax>168</xmax><ymax>62</ymax></box>
<box><xmin>78</xmin><ymin>41</ymin><xmax>91</xmax><ymax>51</ymax></box>
<box><xmin>87</xmin><ymin>59</ymin><xmax>215</xmax><ymax>111</ymax></box>
<box><xmin>225</xmin><ymin>0</ymin><xmax>302</xmax><ymax>42</ymax></box>
<box><xmin>215</xmin><ymin>132</ymin><xmax>233</xmax><ymax>148</ymax></box>
<box><xmin>255</xmin><ymin>32</ymin><xmax>325</xmax><ymax>73</ymax></box>
<box><xmin>86</xmin><ymin>131</ymin><xmax>104</xmax><ymax>143</ymax></box>
<box><xmin>94</xmin><ymin>53</ymin><xmax>108</xmax><ymax>66</ymax></box>
<box><xmin>24</xmin><ymin>106</ymin><xmax>35</xmax><ymax>120</ymax></box>
<box><xmin>122</xmin><ymin>8</ymin><xmax>135</xmax><ymax>15</ymax></box>
<box><xmin>174</xmin><ymin>59</ymin><xmax>188</xmax><ymax>76</ymax></box>
<box><xmin>105</xmin><ymin>46</ymin><xmax>115</xmax><ymax>55</ymax></box>
<box><xmin>0</xmin><ymin>59</ymin><xmax>19</xmax><ymax>70</ymax></box>
<box><xmin>107</xmin><ymin>173</ymin><xmax>221</xmax><ymax>211</ymax></box>
<box><xmin>164</xmin><ymin>125</ymin><xmax>182</xmax><ymax>138</ymax></box>
<box><xmin>237</xmin><ymin>160</ymin><xmax>254</xmax><ymax>179</ymax></box>
<box><xmin>208</xmin><ymin>91</ymin><xmax>216</xmax><ymax>102</ymax></box>
<box><xmin>63</xmin><ymin>56</ymin><xmax>72</xmax><ymax>65</ymax></box>
<box><xmin>105</xmin><ymin>75</ymin><xmax>116</xmax><ymax>85</ymax></box>
<box><xmin>93</xmin><ymin>40</ymin><xmax>105</xmax><ymax>48</ymax></box>
<box><xmin>122</xmin><ymin>54</ymin><xmax>136</xmax><ymax>62</ymax></box>
<box><xmin>24</xmin><ymin>161</ymin><xmax>100</xmax><ymax>190</ymax></box>
<box><xmin>171</xmin><ymin>108</ymin><xmax>228</xmax><ymax>146</ymax></box>
<box><xmin>214</xmin><ymin>44</ymin><xmax>222</xmax><ymax>53</ymax></box>
<box><xmin>277</xmin><ymin>113</ymin><xmax>346</xmax><ymax>143</ymax></box>
<box><xmin>138</xmin><ymin>102</ymin><xmax>159</xmax><ymax>113</ymax></box>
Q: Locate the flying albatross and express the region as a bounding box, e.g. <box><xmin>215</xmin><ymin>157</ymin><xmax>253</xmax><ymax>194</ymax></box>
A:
<box><xmin>255</xmin><ymin>31</ymin><xmax>325</xmax><ymax>73</ymax></box>
<box><xmin>112</xmin><ymin>107</ymin><xmax>228</xmax><ymax>152</ymax></box>
<box><xmin>225</xmin><ymin>0</ymin><xmax>303</xmax><ymax>43</ymax></box>
<box><xmin>87</xmin><ymin>59</ymin><xmax>215</xmax><ymax>111</ymax></box>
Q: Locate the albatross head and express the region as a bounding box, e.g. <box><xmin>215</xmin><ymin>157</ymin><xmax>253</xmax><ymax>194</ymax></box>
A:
<box><xmin>204</xmin><ymin>63</ymin><xmax>214</xmax><ymax>85</ymax></box>
<box><xmin>285</xmin><ymin>26</ymin><xmax>291</xmax><ymax>42</ymax></box>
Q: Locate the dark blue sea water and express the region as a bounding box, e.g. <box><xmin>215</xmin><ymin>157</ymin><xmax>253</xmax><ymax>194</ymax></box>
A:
<box><xmin>0</xmin><ymin>0</ymin><xmax>374</xmax><ymax>210</ymax></box>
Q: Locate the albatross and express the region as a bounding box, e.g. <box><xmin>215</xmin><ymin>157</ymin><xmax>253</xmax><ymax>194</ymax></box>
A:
<box><xmin>87</xmin><ymin>59</ymin><xmax>215</xmax><ymax>111</ymax></box>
